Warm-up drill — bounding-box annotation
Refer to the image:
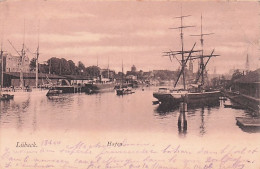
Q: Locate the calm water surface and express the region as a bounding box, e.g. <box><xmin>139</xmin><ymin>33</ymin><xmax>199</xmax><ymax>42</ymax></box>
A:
<box><xmin>0</xmin><ymin>87</ymin><xmax>259</xmax><ymax>138</ymax></box>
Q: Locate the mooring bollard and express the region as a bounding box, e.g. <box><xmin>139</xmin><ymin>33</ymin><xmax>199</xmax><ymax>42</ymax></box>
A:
<box><xmin>178</xmin><ymin>113</ymin><xmax>182</xmax><ymax>131</ymax></box>
<box><xmin>178</xmin><ymin>102</ymin><xmax>188</xmax><ymax>133</ymax></box>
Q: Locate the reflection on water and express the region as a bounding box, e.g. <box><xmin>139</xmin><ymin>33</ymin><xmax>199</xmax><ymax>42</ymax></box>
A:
<box><xmin>237</xmin><ymin>125</ymin><xmax>260</xmax><ymax>133</ymax></box>
<box><xmin>178</xmin><ymin>102</ymin><xmax>187</xmax><ymax>137</ymax></box>
<box><xmin>155</xmin><ymin>98</ymin><xmax>222</xmax><ymax>137</ymax></box>
<box><xmin>199</xmin><ymin>107</ymin><xmax>206</xmax><ymax>136</ymax></box>
<box><xmin>0</xmin><ymin>87</ymin><xmax>259</xmax><ymax>137</ymax></box>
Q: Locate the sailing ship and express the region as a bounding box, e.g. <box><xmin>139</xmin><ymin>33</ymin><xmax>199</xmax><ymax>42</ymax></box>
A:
<box><xmin>1</xmin><ymin>25</ymin><xmax>48</xmax><ymax>98</ymax></box>
<box><xmin>31</xmin><ymin>28</ymin><xmax>49</xmax><ymax>96</ymax></box>
<box><xmin>116</xmin><ymin>60</ymin><xmax>134</xmax><ymax>95</ymax></box>
<box><xmin>153</xmin><ymin>14</ymin><xmax>221</xmax><ymax>105</ymax></box>
<box><xmin>0</xmin><ymin>33</ymin><xmax>31</xmax><ymax>99</ymax></box>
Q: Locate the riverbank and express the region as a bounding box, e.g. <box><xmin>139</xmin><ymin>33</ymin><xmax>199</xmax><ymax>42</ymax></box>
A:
<box><xmin>223</xmin><ymin>90</ymin><xmax>260</xmax><ymax>115</ymax></box>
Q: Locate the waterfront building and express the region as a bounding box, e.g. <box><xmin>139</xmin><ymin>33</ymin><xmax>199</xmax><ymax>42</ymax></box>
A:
<box><xmin>226</xmin><ymin>68</ymin><xmax>260</xmax><ymax>112</ymax></box>
<box><xmin>3</xmin><ymin>72</ymin><xmax>65</xmax><ymax>87</ymax></box>
<box><xmin>234</xmin><ymin>68</ymin><xmax>260</xmax><ymax>99</ymax></box>
<box><xmin>3</xmin><ymin>53</ymin><xmax>30</xmax><ymax>73</ymax></box>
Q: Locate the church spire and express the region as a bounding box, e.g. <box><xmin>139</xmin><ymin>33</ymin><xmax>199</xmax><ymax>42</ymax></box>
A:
<box><xmin>245</xmin><ymin>54</ymin><xmax>249</xmax><ymax>72</ymax></box>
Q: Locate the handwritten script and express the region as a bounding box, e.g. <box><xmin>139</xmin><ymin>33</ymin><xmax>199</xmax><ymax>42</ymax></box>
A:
<box><xmin>0</xmin><ymin>139</ymin><xmax>259</xmax><ymax>169</ymax></box>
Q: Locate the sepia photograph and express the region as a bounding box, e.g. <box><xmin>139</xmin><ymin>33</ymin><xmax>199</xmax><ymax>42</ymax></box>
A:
<box><xmin>0</xmin><ymin>0</ymin><xmax>260</xmax><ymax>169</ymax></box>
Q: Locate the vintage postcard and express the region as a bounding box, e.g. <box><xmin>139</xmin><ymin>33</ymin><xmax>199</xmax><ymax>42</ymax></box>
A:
<box><xmin>0</xmin><ymin>0</ymin><xmax>260</xmax><ymax>169</ymax></box>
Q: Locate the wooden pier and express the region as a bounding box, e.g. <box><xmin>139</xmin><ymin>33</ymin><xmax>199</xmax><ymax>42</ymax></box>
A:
<box><xmin>223</xmin><ymin>91</ymin><xmax>260</xmax><ymax>114</ymax></box>
<box><xmin>236</xmin><ymin>117</ymin><xmax>260</xmax><ymax>127</ymax></box>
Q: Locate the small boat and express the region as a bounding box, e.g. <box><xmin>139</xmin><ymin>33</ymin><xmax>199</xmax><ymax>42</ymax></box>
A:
<box><xmin>116</xmin><ymin>86</ymin><xmax>134</xmax><ymax>95</ymax></box>
<box><xmin>224</xmin><ymin>104</ymin><xmax>245</xmax><ymax>109</ymax></box>
<box><xmin>85</xmin><ymin>88</ymin><xmax>93</xmax><ymax>94</ymax></box>
<box><xmin>115</xmin><ymin>60</ymin><xmax>134</xmax><ymax>96</ymax></box>
<box><xmin>1</xmin><ymin>87</ymin><xmax>32</xmax><ymax>99</ymax></box>
<box><xmin>0</xmin><ymin>94</ymin><xmax>14</xmax><ymax>101</ymax></box>
<box><xmin>236</xmin><ymin>117</ymin><xmax>260</xmax><ymax>127</ymax></box>
<box><xmin>152</xmin><ymin>101</ymin><xmax>160</xmax><ymax>105</ymax></box>
<box><xmin>46</xmin><ymin>89</ymin><xmax>63</xmax><ymax>97</ymax></box>
<box><xmin>219</xmin><ymin>97</ymin><xmax>227</xmax><ymax>101</ymax></box>
<box><xmin>223</xmin><ymin>104</ymin><xmax>232</xmax><ymax>108</ymax></box>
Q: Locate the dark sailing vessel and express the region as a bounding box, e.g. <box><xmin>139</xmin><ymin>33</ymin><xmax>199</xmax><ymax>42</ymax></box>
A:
<box><xmin>116</xmin><ymin>85</ymin><xmax>134</xmax><ymax>95</ymax></box>
<box><xmin>116</xmin><ymin>60</ymin><xmax>134</xmax><ymax>95</ymax></box>
<box><xmin>153</xmin><ymin>14</ymin><xmax>221</xmax><ymax>105</ymax></box>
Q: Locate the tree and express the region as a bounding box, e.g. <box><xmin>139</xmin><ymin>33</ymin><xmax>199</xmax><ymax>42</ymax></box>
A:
<box><xmin>231</xmin><ymin>69</ymin><xmax>243</xmax><ymax>81</ymax></box>
<box><xmin>60</xmin><ymin>58</ymin><xmax>70</xmax><ymax>75</ymax></box>
<box><xmin>211</xmin><ymin>77</ymin><xmax>219</xmax><ymax>88</ymax></box>
<box><xmin>47</xmin><ymin>57</ymin><xmax>61</xmax><ymax>75</ymax></box>
<box><xmin>153</xmin><ymin>70</ymin><xmax>175</xmax><ymax>81</ymax></box>
<box><xmin>29</xmin><ymin>58</ymin><xmax>36</xmax><ymax>71</ymax></box>
<box><xmin>86</xmin><ymin>66</ymin><xmax>100</xmax><ymax>77</ymax></box>
<box><xmin>39</xmin><ymin>63</ymin><xmax>49</xmax><ymax>74</ymax></box>
<box><xmin>225</xmin><ymin>69</ymin><xmax>244</xmax><ymax>90</ymax></box>
<box><xmin>77</xmin><ymin>61</ymin><xmax>86</xmax><ymax>75</ymax></box>
<box><xmin>68</xmin><ymin>60</ymin><xmax>76</xmax><ymax>75</ymax></box>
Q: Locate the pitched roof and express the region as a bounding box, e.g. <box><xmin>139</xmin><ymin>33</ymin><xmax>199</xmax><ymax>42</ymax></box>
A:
<box><xmin>235</xmin><ymin>69</ymin><xmax>260</xmax><ymax>83</ymax></box>
<box><xmin>4</xmin><ymin>72</ymin><xmax>65</xmax><ymax>79</ymax></box>
<box><xmin>63</xmin><ymin>75</ymin><xmax>92</xmax><ymax>80</ymax></box>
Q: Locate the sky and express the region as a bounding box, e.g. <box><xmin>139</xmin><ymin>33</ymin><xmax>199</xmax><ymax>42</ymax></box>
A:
<box><xmin>0</xmin><ymin>0</ymin><xmax>259</xmax><ymax>74</ymax></box>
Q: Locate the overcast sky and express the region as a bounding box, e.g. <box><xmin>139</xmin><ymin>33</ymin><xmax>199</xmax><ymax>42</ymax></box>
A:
<box><xmin>0</xmin><ymin>0</ymin><xmax>259</xmax><ymax>74</ymax></box>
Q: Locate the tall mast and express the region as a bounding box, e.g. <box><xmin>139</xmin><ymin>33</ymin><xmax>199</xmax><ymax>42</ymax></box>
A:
<box><xmin>49</xmin><ymin>59</ymin><xmax>51</xmax><ymax>74</ymax></box>
<box><xmin>96</xmin><ymin>56</ymin><xmax>99</xmax><ymax>78</ymax></box>
<box><xmin>0</xmin><ymin>17</ymin><xmax>4</xmax><ymax>89</ymax></box>
<box><xmin>20</xmin><ymin>19</ymin><xmax>26</xmax><ymax>88</ymax></box>
<box><xmin>59</xmin><ymin>62</ymin><xmax>61</xmax><ymax>75</ymax></box>
<box><xmin>0</xmin><ymin>42</ymin><xmax>3</xmax><ymax>89</ymax></box>
<box><xmin>122</xmin><ymin>60</ymin><xmax>124</xmax><ymax>74</ymax></box>
<box><xmin>200</xmin><ymin>15</ymin><xmax>204</xmax><ymax>86</ymax></box>
<box><xmin>35</xmin><ymin>23</ymin><xmax>40</xmax><ymax>88</ymax></box>
<box><xmin>97</xmin><ymin>56</ymin><xmax>99</xmax><ymax>67</ymax></box>
<box><xmin>121</xmin><ymin>59</ymin><xmax>124</xmax><ymax>85</ymax></box>
<box><xmin>180</xmin><ymin>9</ymin><xmax>185</xmax><ymax>89</ymax></box>
<box><xmin>245</xmin><ymin>53</ymin><xmax>249</xmax><ymax>72</ymax></box>
<box><xmin>107</xmin><ymin>56</ymin><xmax>109</xmax><ymax>79</ymax></box>
<box><xmin>191</xmin><ymin>14</ymin><xmax>213</xmax><ymax>86</ymax></box>
<box><xmin>170</xmin><ymin>7</ymin><xmax>194</xmax><ymax>89</ymax></box>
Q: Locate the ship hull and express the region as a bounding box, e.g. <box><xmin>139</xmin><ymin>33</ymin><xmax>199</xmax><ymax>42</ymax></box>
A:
<box><xmin>153</xmin><ymin>90</ymin><xmax>221</xmax><ymax>105</ymax></box>
<box><xmin>46</xmin><ymin>86</ymin><xmax>83</xmax><ymax>96</ymax></box>
<box><xmin>54</xmin><ymin>86</ymin><xmax>83</xmax><ymax>93</ymax></box>
<box><xmin>85</xmin><ymin>83</ymin><xmax>115</xmax><ymax>93</ymax></box>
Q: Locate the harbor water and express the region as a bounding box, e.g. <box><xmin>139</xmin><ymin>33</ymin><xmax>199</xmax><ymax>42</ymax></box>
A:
<box><xmin>0</xmin><ymin>87</ymin><xmax>259</xmax><ymax>137</ymax></box>
<box><xmin>1</xmin><ymin>86</ymin><xmax>260</xmax><ymax>169</ymax></box>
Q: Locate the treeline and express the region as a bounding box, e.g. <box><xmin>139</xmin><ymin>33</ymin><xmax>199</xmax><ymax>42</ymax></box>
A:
<box><xmin>153</xmin><ymin>70</ymin><xmax>178</xmax><ymax>81</ymax></box>
<box><xmin>30</xmin><ymin>57</ymin><xmax>186</xmax><ymax>81</ymax></box>
<box><xmin>30</xmin><ymin>57</ymin><xmax>100</xmax><ymax>77</ymax></box>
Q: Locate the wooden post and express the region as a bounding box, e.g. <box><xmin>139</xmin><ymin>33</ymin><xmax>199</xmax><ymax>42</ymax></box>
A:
<box><xmin>178</xmin><ymin>102</ymin><xmax>188</xmax><ymax>133</ymax></box>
